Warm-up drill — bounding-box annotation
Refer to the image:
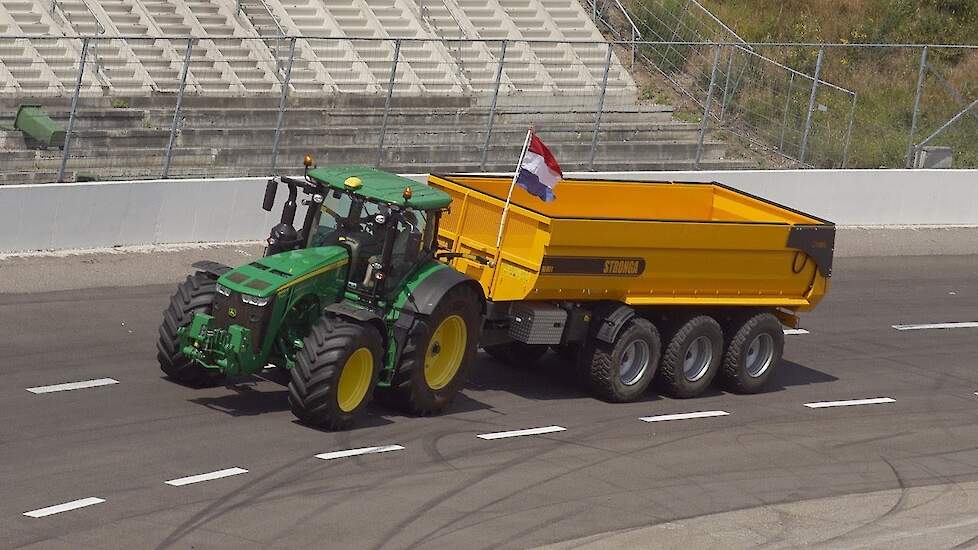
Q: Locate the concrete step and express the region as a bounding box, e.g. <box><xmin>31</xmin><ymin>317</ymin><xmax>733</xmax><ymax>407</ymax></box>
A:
<box><xmin>0</xmin><ymin>147</ymin><xmax>217</xmax><ymax>172</ymax></box>
<box><xmin>213</xmin><ymin>140</ymin><xmax>729</xmax><ymax>168</ymax></box>
<box><xmin>140</xmin><ymin>106</ymin><xmax>674</xmax><ymax>129</ymax></box>
<box><xmin>172</xmin><ymin>123</ymin><xmax>706</xmax><ymax>148</ymax></box>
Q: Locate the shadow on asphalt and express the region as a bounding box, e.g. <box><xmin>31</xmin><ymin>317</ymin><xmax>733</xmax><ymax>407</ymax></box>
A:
<box><xmin>769</xmin><ymin>360</ymin><xmax>839</xmax><ymax>391</ymax></box>
<box><xmin>465</xmin><ymin>352</ymin><xmax>664</xmax><ymax>404</ymax></box>
<box><xmin>465</xmin><ymin>353</ymin><xmax>838</xmax><ymax>401</ymax></box>
<box><xmin>187</xmin><ymin>375</ymin><xmax>495</xmax><ymax>430</ymax></box>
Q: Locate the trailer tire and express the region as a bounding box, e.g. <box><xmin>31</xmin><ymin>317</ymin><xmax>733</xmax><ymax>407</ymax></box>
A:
<box><xmin>288</xmin><ymin>317</ymin><xmax>383</xmax><ymax>430</ymax></box>
<box><xmin>484</xmin><ymin>342</ymin><xmax>549</xmax><ymax>367</ymax></box>
<box><xmin>388</xmin><ymin>285</ymin><xmax>480</xmax><ymax>415</ymax></box>
<box><xmin>719</xmin><ymin>313</ymin><xmax>784</xmax><ymax>393</ymax></box>
<box><xmin>655</xmin><ymin>315</ymin><xmax>723</xmax><ymax>398</ymax></box>
<box><xmin>157</xmin><ymin>272</ymin><xmax>225</xmax><ymax>387</ymax></box>
<box><xmin>584</xmin><ymin>318</ymin><xmax>660</xmax><ymax>402</ymax></box>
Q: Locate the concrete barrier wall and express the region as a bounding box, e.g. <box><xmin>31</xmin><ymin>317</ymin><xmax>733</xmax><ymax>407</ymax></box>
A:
<box><xmin>0</xmin><ymin>169</ymin><xmax>975</xmax><ymax>253</ymax></box>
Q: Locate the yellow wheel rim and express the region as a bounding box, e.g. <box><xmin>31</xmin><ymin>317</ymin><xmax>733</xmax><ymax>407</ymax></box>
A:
<box><xmin>424</xmin><ymin>315</ymin><xmax>467</xmax><ymax>390</ymax></box>
<box><xmin>336</xmin><ymin>347</ymin><xmax>373</xmax><ymax>413</ymax></box>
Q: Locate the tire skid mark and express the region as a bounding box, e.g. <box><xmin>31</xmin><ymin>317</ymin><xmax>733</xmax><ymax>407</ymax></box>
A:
<box><xmin>406</xmin><ymin>423</ymin><xmax>744</xmax><ymax>549</ymax></box>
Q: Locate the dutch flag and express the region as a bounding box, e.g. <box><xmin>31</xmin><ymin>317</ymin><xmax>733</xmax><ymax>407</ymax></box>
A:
<box><xmin>515</xmin><ymin>133</ymin><xmax>563</xmax><ymax>202</ymax></box>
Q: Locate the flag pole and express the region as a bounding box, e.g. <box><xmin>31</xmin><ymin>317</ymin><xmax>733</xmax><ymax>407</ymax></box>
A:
<box><xmin>495</xmin><ymin>128</ymin><xmax>533</xmax><ymax>249</ymax></box>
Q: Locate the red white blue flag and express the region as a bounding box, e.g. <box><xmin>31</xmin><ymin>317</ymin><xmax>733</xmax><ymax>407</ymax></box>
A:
<box><xmin>515</xmin><ymin>133</ymin><xmax>563</xmax><ymax>202</ymax></box>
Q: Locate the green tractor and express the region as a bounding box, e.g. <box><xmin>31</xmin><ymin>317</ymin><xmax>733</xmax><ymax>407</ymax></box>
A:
<box><xmin>157</xmin><ymin>163</ymin><xmax>484</xmax><ymax>429</ymax></box>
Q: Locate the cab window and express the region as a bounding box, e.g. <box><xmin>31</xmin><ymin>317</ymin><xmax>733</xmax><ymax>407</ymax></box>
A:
<box><xmin>389</xmin><ymin>210</ymin><xmax>427</xmax><ymax>283</ymax></box>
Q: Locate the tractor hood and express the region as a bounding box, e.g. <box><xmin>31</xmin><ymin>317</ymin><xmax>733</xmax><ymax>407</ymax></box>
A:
<box><xmin>217</xmin><ymin>246</ymin><xmax>350</xmax><ymax>299</ymax></box>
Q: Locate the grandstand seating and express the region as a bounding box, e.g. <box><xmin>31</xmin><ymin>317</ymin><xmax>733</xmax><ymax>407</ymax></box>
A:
<box><xmin>0</xmin><ymin>0</ymin><xmax>634</xmax><ymax>97</ymax></box>
<box><xmin>0</xmin><ymin>0</ymin><xmax>753</xmax><ymax>182</ymax></box>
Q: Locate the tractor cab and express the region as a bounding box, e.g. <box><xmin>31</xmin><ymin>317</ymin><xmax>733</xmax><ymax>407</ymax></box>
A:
<box><xmin>261</xmin><ymin>161</ymin><xmax>450</xmax><ymax>303</ymax></box>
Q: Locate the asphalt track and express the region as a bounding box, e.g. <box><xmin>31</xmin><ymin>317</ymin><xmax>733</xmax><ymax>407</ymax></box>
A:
<box><xmin>3</xmin><ymin>254</ymin><xmax>978</xmax><ymax>549</ymax></box>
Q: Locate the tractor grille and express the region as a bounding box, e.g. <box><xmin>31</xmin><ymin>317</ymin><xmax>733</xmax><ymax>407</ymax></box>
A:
<box><xmin>211</xmin><ymin>292</ymin><xmax>276</xmax><ymax>352</ymax></box>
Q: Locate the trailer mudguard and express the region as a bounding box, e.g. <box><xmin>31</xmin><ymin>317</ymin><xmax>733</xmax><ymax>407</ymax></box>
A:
<box><xmin>591</xmin><ymin>301</ymin><xmax>636</xmax><ymax>345</ymax></box>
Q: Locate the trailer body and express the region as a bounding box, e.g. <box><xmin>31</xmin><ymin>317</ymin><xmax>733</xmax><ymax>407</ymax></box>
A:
<box><xmin>428</xmin><ymin>174</ymin><xmax>834</xmax><ymax>313</ymax></box>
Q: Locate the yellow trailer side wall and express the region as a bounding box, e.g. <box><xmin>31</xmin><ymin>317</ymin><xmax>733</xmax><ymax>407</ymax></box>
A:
<box><xmin>536</xmin><ymin>219</ymin><xmax>826</xmax><ymax>310</ymax></box>
<box><xmin>429</xmin><ymin>175</ymin><xmax>829</xmax><ymax>311</ymax></box>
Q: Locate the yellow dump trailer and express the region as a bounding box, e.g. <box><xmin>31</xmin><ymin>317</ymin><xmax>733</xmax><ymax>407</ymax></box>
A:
<box><xmin>428</xmin><ymin>174</ymin><xmax>835</xmax><ymax>401</ymax></box>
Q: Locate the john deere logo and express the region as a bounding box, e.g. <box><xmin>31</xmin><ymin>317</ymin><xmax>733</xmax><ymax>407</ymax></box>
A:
<box><xmin>228</xmin><ymin>307</ymin><xmax>237</xmax><ymax>318</ymax></box>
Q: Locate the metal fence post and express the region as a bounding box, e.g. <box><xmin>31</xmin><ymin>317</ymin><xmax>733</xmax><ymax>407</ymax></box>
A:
<box><xmin>57</xmin><ymin>37</ymin><xmax>89</xmax><ymax>183</ymax></box>
<box><xmin>630</xmin><ymin>27</ymin><xmax>636</xmax><ymax>69</ymax></box>
<box><xmin>480</xmin><ymin>40</ymin><xmax>507</xmax><ymax>170</ymax></box>
<box><xmin>694</xmin><ymin>45</ymin><xmax>721</xmax><ymax>169</ymax></box>
<box><xmin>905</xmin><ymin>46</ymin><xmax>928</xmax><ymax>168</ymax></box>
<box><xmin>841</xmin><ymin>93</ymin><xmax>858</xmax><ymax>168</ymax></box>
<box><xmin>163</xmin><ymin>38</ymin><xmax>194</xmax><ymax>178</ymax></box>
<box><xmin>719</xmin><ymin>47</ymin><xmax>734</xmax><ymax>122</ymax></box>
<box><xmin>235</xmin><ymin>0</ymin><xmax>242</xmax><ymax>16</ymax></box>
<box><xmin>270</xmin><ymin>37</ymin><xmax>297</xmax><ymax>174</ymax></box>
<box><xmin>778</xmin><ymin>72</ymin><xmax>794</xmax><ymax>152</ymax></box>
<box><xmin>376</xmin><ymin>39</ymin><xmax>401</xmax><ymax>168</ymax></box>
<box><xmin>799</xmin><ymin>46</ymin><xmax>824</xmax><ymax>165</ymax></box>
<box><xmin>588</xmin><ymin>43</ymin><xmax>614</xmax><ymax>171</ymax></box>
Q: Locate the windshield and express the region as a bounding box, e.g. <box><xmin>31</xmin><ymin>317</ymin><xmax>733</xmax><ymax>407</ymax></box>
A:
<box><xmin>310</xmin><ymin>192</ymin><xmax>353</xmax><ymax>247</ymax></box>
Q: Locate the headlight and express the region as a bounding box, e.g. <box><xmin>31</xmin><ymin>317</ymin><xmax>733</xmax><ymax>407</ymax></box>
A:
<box><xmin>374</xmin><ymin>214</ymin><xmax>386</xmax><ymax>225</ymax></box>
<box><xmin>241</xmin><ymin>294</ymin><xmax>270</xmax><ymax>307</ymax></box>
<box><xmin>216</xmin><ymin>284</ymin><xmax>231</xmax><ymax>296</ymax></box>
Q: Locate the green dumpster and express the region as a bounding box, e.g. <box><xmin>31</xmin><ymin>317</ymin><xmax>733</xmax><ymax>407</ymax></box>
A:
<box><xmin>14</xmin><ymin>105</ymin><xmax>66</xmax><ymax>149</ymax></box>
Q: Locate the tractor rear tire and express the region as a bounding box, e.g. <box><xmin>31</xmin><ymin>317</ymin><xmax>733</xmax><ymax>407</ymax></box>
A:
<box><xmin>157</xmin><ymin>272</ymin><xmax>225</xmax><ymax>387</ymax></box>
<box><xmin>655</xmin><ymin>315</ymin><xmax>724</xmax><ymax>398</ymax></box>
<box><xmin>484</xmin><ymin>341</ymin><xmax>549</xmax><ymax>367</ymax></box>
<box><xmin>387</xmin><ymin>285</ymin><xmax>481</xmax><ymax>415</ymax></box>
<box><xmin>288</xmin><ymin>317</ymin><xmax>383</xmax><ymax>430</ymax></box>
<box><xmin>719</xmin><ymin>312</ymin><xmax>784</xmax><ymax>393</ymax></box>
<box><xmin>582</xmin><ymin>318</ymin><xmax>661</xmax><ymax>402</ymax></box>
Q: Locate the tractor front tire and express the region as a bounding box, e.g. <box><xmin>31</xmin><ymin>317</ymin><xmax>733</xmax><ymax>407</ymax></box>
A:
<box><xmin>288</xmin><ymin>317</ymin><xmax>383</xmax><ymax>430</ymax></box>
<box><xmin>157</xmin><ymin>272</ymin><xmax>225</xmax><ymax>387</ymax></box>
<box><xmin>387</xmin><ymin>285</ymin><xmax>481</xmax><ymax>415</ymax></box>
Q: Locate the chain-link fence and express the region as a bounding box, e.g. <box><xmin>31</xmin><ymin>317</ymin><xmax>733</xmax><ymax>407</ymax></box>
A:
<box><xmin>1</xmin><ymin>34</ymin><xmax>976</xmax><ymax>184</ymax></box>
<box><xmin>592</xmin><ymin>0</ymin><xmax>978</xmax><ymax>170</ymax></box>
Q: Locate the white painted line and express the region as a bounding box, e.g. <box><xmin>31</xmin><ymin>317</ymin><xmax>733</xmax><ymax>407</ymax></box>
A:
<box><xmin>165</xmin><ymin>467</ymin><xmax>248</xmax><ymax>487</ymax></box>
<box><xmin>26</xmin><ymin>378</ymin><xmax>119</xmax><ymax>394</ymax></box>
<box><xmin>315</xmin><ymin>445</ymin><xmax>405</xmax><ymax>460</ymax></box>
<box><xmin>783</xmin><ymin>328</ymin><xmax>809</xmax><ymax>335</ymax></box>
<box><xmin>804</xmin><ymin>397</ymin><xmax>895</xmax><ymax>409</ymax></box>
<box><xmin>477</xmin><ymin>426</ymin><xmax>566</xmax><ymax>440</ymax></box>
<box><xmin>640</xmin><ymin>410</ymin><xmax>730</xmax><ymax>423</ymax></box>
<box><xmin>24</xmin><ymin>497</ymin><xmax>105</xmax><ymax>518</ymax></box>
<box><xmin>892</xmin><ymin>322</ymin><xmax>978</xmax><ymax>331</ymax></box>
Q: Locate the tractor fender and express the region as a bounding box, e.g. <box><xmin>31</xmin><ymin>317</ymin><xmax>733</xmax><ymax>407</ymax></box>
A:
<box><xmin>324</xmin><ymin>302</ymin><xmax>388</xmax><ymax>345</ymax></box>
<box><xmin>401</xmin><ymin>265</ymin><xmax>485</xmax><ymax>316</ymax></box>
<box><xmin>191</xmin><ymin>260</ymin><xmax>232</xmax><ymax>278</ymax></box>
<box><xmin>592</xmin><ymin>302</ymin><xmax>636</xmax><ymax>345</ymax></box>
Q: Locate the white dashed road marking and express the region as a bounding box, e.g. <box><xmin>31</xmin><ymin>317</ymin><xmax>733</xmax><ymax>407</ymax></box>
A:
<box><xmin>804</xmin><ymin>397</ymin><xmax>895</xmax><ymax>409</ymax></box>
<box><xmin>165</xmin><ymin>467</ymin><xmax>249</xmax><ymax>486</ymax></box>
<box><xmin>477</xmin><ymin>426</ymin><xmax>567</xmax><ymax>440</ymax></box>
<box><xmin>24</xmin><ymin>497</ymin><xmax>105</xmax><ymax>518</ymax></box>
<box><xmin>783</xmin><ymin>328</ymin><xmax>810</xmax><ymax>335</ymax></box>
<box><xmin>26</xmin><ymin>378</ymin><xmax>119</xmax><ymax>394</ymax></box>
<box><xmin>640</xmin><ymin>410</ymin><xmax>730</xmax><ymax>423</ymax></box>
<box><xmin>892</xmin><ymin>322</ymin><xmax>978</xmax><ymax>331</ymax></box>
<box><xmin>315</xmin><ymin>445</ymin><xmax>405</xmax><ymax>460</ymax></box>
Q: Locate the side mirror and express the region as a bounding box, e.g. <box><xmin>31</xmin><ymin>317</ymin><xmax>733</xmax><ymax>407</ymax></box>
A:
<box><xmin>262</xmin><ymin>179</ymin><xmax>277</xmax><ymax>212</ymax></box>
